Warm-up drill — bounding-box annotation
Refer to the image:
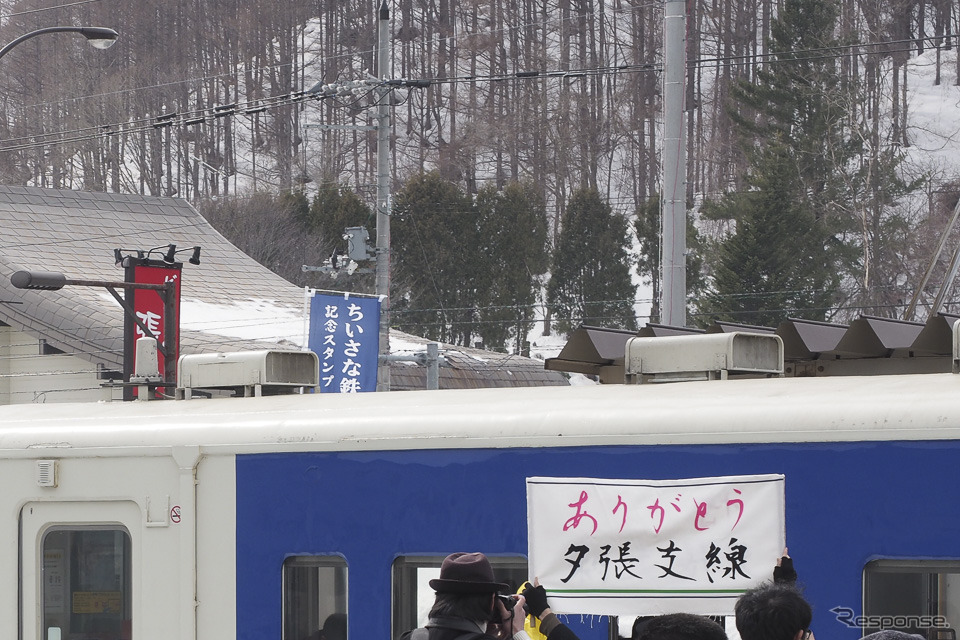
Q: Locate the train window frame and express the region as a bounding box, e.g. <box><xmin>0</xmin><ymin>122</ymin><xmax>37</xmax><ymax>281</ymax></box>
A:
<box><xmin>863</xmin><ymin>559</ymin><xmax>960</xmax><ymax>639</ymax></box>
<box><xmin>391</xmin><ymin>555</ymin><xmax>528</xmax><ymax>640</ymax></box>
<box><xmin>281</xmin><ymin>554</ymin><xmax>348</xmax><ymax>640</ymax></box>
<box><xmin>40</xmin><ymin>525</ymin><xmax>133</xmax><ymax>640</ymax></box>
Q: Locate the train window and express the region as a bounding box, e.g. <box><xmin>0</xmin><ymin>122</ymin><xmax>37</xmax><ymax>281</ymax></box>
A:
<box><xmin>282</xmin><ymin>555</ymin><xmax>348</xmax><ymax>640</ymax></box>
<box><xmin>41</xmin><ymin>526</ymin><xmax>132</xmax><ymax>640</ymax></box>
<box><xmin>864</xmin><ymin>560</ymin><xmax>960</xmax><ymax>638</ymax></box>
<box><xmin>391</xmin><ymin>555</ymin><xmax>528</xmax><ymax>640</ymax></box>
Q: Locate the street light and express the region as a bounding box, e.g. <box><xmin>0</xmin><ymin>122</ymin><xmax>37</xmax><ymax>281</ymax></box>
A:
<box><xmin>11</xmin><ymin>269</ymin><xmax>177</xmax><ymax>390</ymax></box>
<box><xmin>0</xmin><ymin>26</ymin><xmax>118</xmax><ymax>61</ymax></box>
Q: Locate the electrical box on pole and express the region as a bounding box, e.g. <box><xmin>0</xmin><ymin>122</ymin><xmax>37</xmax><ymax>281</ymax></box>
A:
<box><xmin>344</xmin><ymin>227</ymin><xmax>376</xmax><ymax>262</ymax></box>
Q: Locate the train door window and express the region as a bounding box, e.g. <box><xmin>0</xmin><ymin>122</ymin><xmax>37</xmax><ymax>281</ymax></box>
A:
<box><xmin>41</xmin><ymin>526</ymin><xmax>132</xmax><ymax>640</ymax></box>
<box><xmin>282</xmin><ymin>556</ymin><xmax>347</xmax><ymax>640</ymax></box>
<box><xmin>864</xmin><ymin>560</ymin><xmax>960</xmax><ymax>638</ymax></box>
<box><xmin>391</xmin><ymin>555</ymin><xmax>528</xmax><ymax>640</ymax></box>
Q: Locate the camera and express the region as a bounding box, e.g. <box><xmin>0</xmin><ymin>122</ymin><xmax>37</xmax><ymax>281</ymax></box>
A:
<box><xmin>497</xmin><ymin>594</ymin><xmax>519</xmax><ymax>611</ymax></box>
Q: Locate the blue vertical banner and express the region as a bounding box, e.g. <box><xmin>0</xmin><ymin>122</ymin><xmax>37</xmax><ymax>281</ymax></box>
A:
<box><xmin>308</xmin><ymin>293</ymin><xmax>381</xmax><ymax>393</ymax></box>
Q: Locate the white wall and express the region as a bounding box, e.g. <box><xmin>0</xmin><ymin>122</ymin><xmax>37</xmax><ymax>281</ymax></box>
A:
<box><xmin>0</xmin><ymin>325</ymin><xmax>122</xmax><ymax>404</ymax></box>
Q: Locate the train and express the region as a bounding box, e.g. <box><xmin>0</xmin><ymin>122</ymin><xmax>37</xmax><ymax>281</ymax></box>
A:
<box><xmin>3</xmin><ymin>335</ymin><xmax>960</xmax><ymax>640</ymax></box>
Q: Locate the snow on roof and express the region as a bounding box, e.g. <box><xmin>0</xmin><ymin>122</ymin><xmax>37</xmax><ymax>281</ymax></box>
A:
<box><xmin>0</xmin><ymin>186</ymin><xmax>568</xmax><ymax>390</ymax></box>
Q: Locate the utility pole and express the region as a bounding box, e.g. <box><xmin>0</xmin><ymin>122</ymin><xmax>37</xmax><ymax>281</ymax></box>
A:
<box><xmin>375</xmin><ymin>0</ymin><xmax>392</xmax><ymax>391</ymax></box>
<box><xmin>661</xmin><ymin>0</ymin><xmax>687</xmax><ymax>327</ymax></box>
<box><xmin>302</xmin><ymin>3</ymin><xmax>398</xmax><ymax>390</ymax></box>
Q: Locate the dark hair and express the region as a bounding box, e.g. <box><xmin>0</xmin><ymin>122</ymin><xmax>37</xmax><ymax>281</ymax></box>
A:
<box><xmin>735</xmin><ymin>583</ymin><xmax>812</xmax><ymax>640</ymax></box>
<box><xmin>429</xmin><ymin>591</ymin><xmax>494</xmax><ymax>623</ymax></box>
<box><xmin>637</xmin><ymin>613</ymin><xmax>728</xmax><ymax>640</ymax></box>
<box><xmin>321</xmin><ymin>613</ymin><xmax>347</xmax><ymax>640</ymax></box>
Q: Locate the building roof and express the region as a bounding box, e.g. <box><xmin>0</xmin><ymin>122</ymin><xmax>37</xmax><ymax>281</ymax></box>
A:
<box><xmin>0</xmin><ymin>186</ymin><xmax>567</xmax><ymax>391</ymax></box>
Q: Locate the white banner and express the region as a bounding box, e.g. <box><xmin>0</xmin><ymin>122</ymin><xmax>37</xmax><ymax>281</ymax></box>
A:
<box><xmin>526</xmin><ymin>474</ymin><xmax>785</xmax><ymax>617</ymax></box>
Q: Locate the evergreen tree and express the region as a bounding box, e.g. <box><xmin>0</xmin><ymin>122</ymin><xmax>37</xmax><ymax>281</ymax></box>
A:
<box><xmin>548</xmin><ymin>187</ymin><xmax>637</xmax><ymax>333</ymax></box>
<box><xmin>280</xmin><ymin>190</ymin><xmax>310</xmax><ymax>220</ymax></box>
<box><xmin>392</xmin><ymin>172</ymin><xmax>478</xmax><ymax>346</ymax></box>
<box><xmin>304</xmin><ymin>183</ymin><xmax>373</xmax><ymax>246</ymax></box>
<box><xmin>701</xmin><ymin>0</ymin><xmax>859</xmax><ymax>325</ymax></box>
<box><xmin>702</xmin><ymin>142</ymin><xmax>838</xmax><ymax>326</ymax></box>
<box><xmin>729</xmin><ymin>0</ymin><xmax>850</xmax><ymax>206</ymax></box>
<box><xmin>474</xmin><ymin>181</ymin><xmax>549</xmax><ymax>352</ymax></box>
<box><xmin>284</xmin><ymin>184</ymin><xmax>375</xmax><ymax>287</ymax></box>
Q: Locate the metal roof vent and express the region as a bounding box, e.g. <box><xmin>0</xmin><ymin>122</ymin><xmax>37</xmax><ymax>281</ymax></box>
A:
<box><xmin>176</xmin><ymin>350</ymin><xmax>319</xmax><ymax>399</ymax></box>
<box><xmin>625</xmin><ymin>332</ymin><xmax>784</xmax><ymax>384</ymax></box>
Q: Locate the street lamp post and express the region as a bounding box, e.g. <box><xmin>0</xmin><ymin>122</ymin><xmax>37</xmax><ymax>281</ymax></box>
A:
<box><xmin>10</xmin><ymin>270</ymin><xmax>177</xmax><ymax>390</ymax></box>
<box><xmin>0</xmin><ymin>26</ymin><xmax>118</xmax><ymax>61</ymax></box>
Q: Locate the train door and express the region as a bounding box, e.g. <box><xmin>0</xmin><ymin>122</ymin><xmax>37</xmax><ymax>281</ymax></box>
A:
<box><xmin>20</xmin><ymin>501</ymin><xmax>139</xmax><ymax>640</ymax></box>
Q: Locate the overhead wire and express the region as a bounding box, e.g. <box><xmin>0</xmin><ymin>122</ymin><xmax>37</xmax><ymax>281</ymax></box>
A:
<box><xmin>2</xmin><ymin>0</ymin><xmax>104</xmax><ymax>17</ymax></box>
<box><xmin>0</xmin><ymin>34</ymin><xmax>942</xmax><ymax>158</ymax></box>
<box><xmin>0</xmin><ymin>16</ymin><xmax>942</xmax><ymax>156</ymax></box>
<box><xmin>0</xmin><ymin>0</ymin><xmax>915</xmax><ymax>137</ymax></box>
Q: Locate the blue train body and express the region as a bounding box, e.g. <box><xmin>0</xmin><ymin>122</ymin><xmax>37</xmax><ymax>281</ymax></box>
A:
<box><xmin>237</xmin><ymin>439</ymin><xmax>960</xmax><ymax>640</ymax></box>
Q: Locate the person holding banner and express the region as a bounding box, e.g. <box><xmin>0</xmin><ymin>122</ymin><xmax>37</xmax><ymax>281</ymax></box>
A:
<box><xmin>773</xmin><ymin>549</ymin><xmax>797</xmax><ymax>585</ymax></box>
<box><xmin>401</xmin><ymin>552</ymin><xmax>531</xmax><ymax>640</ymax></box>
<box><xmin>519</xmin><ymin>580</ymin><xmax>580</xmax><ymax>640</ymax></box>
<box><xmin>733</xmin><ymin>548</ymin><xmax>810</xmax><ymax>640</ymax></box>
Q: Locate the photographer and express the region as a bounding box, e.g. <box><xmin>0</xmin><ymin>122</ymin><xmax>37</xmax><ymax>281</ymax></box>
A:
<box><xmin>401</xmin><ymin>552</ymin><xmax>531</xmax><ymax>640</ymax></box>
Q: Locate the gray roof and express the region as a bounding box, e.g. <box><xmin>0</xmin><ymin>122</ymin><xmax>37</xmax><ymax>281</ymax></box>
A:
<box><xmin>0</xmin><ymin>186</ymin><xmax>567</xmax><ymax>390</ymax></box>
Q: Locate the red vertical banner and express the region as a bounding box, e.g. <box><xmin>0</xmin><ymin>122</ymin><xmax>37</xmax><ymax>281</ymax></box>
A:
<box><xmin>129</xmin><ymin>262</ymin><xmax>181</xmax><ymax>393</ymax></box>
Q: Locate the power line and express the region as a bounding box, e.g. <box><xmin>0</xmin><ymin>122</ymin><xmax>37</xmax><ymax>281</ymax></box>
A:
<box><xmin>691</xmin><ymin>35</ymin><xmax>950</xmax><ymax>68</ymax></box>
<box><xmin>0</xmin><ymin>24</ymin><xmax>943</xmax><ymax>157</ymax></box>
<box><xmin>2</xmin><ymin>0</ymin><xmax>103</xmax><ymax>17</ymax></box>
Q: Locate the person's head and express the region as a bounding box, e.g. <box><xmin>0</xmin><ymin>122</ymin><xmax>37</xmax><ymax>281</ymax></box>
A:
<box><xmin>862</xmin><ymin>632</ymin><xmax>925</xmax><ymax>640</ymax></box>
<box><xmin>427</xmin><ymin>552</ymin><xmax>509</xmax><ymax>623</ymax></box>
<box><xmin>735</xmin><ymin>583</ymin><xmax>812</xmax><ymax>640</ymax></box>
<box><xmin>636</xmin><ymin>613</ymin><xmax>727</xmax><ymax>640</ymax></box>
<box><xmin>321</xmin><ymin>613</ymin><xmax>346</xmax><ymax>640</ymax></box>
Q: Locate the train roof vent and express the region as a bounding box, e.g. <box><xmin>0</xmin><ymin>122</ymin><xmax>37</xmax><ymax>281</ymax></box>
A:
<box><xmin>625</xmin><ymin>332</ymin><xmax>784</xmax><ymax>384</ymax></box>
<box><xmin>176</xmin><ymin>350</ymin><xmax>319</xmax><ymax>399</ymax></box>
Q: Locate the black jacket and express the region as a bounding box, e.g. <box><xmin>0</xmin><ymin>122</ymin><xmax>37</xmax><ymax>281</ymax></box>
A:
<box><xmin>399</xmin><ymin>616</ymin><xmax>496</xmax><ymax>640</ymax></box>
<box><xmin>538</xmin><ymin>613</ymin><xmax>580</xmax><ymax>640</ymax></box>
<box><xmin>400</xmin><ymin>613</ymin><xmax>581</xmax><ymax>640</ymax></box>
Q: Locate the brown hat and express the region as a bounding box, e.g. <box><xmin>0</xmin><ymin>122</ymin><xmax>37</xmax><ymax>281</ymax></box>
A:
<box><xmin>429</xmin><ymin>552</ymin><xmax>509</xmax><ymax>594</ymax></box>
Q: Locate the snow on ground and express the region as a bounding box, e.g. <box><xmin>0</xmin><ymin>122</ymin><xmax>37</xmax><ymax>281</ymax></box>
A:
<box><xmin>905</xmin><ymin>48</ymin><xmax>960</xmax><ymax>180</ymax></box>
<box><xmin>528</xmin><ymin>331</ymin><xmax>568</xmax><ymax>362</ymax></box>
